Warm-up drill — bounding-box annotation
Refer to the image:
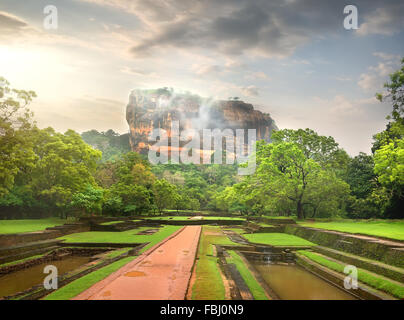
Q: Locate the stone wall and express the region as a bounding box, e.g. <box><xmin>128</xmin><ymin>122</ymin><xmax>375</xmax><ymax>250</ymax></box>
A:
<box><xmin>285</xmin><ymin>225</ymin><xmax>404</xmax><ymax>268</ymax></box>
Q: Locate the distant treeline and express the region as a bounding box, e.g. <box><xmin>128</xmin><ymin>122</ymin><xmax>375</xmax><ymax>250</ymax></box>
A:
<box><xmin>81</xmin><ymin>129</ymin><xmax>131</xmax><ymax>161</ymax></box>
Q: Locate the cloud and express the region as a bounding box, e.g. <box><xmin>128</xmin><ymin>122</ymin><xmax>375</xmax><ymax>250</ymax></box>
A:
<box><xmin>0</xmin><ymin>11</ymin><xmax>36</xmax><ymax>42</ymax></box>
<box><xmin>241</xmin><ymin>85</ymin><xmax>259</xmax><ymax>97</ymax></box>
<box><xmin>0</xmin><ymin>11</ymin><xmax>28</xmax><ymax>32</ymax></box>
<box><xmin>358</xmin><ymin>57</ymin><xmax>400</xmax><ymax>91</ymax></box>
<box><xmin>191</xmin><ymin>59</ymin><xmax>248</xmax><ymax>77</ymax></box>
<box><xmin>335</xmin><ymin>76</ymin><xmax>352</xmax><ymax>82</ymax></box>
<box><xmin>192</xmin><ymin>64</ymin><xmax>223</xmax><ymax>76</ymax></box>
<box><xmin>245</xmin><ymin>71</ymin><xmax>269</xmax><ymax>80</ymax></box>
<box><xmin>121</xmin><ymin>66</ymin><xmax>157</xmax><ymax>77</ymax></box>
<box><xmin>33</xmin><ymin>95</ymin><xmax>128</xmax><ymax>133</ymax></box>
<box><xmin>357</xmin><ymin>3</ymin><xmax>404</xmax><ymax>36</ymax></box>
<box><xmin>313</xmin><ymin>95</ymin><xmax>374</xmax><ymax>116</ymax></box>
<box><xmin>122</xmin><ymin>0</ymin><xmax>346</xmax><ymax>59</ymax></box>
<box><xmin>372</xmin><ymin>52</ymin><xmax>401</xmax><ymax>61</ymax></box>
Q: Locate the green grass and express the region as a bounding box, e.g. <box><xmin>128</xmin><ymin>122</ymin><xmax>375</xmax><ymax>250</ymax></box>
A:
<box><xmin>105</xmin><ymin>248</ymin><xmax>132</xmax><ymax>258</ymax></box>
<box><xmin>0</xmin><ymin>253</ymin><xmax>47</xmax><ymax>268</ymax></box>
<box><xmin>258</xmin><ymin>223</ymin><xmax>275</xmax><ymax>227</ymax></box>
<box><xmin>226</xmin><ymin>250</ymin><xmax>268</xmax><ymax>300</ymax></box>
<box><xmin>298</xmin><ymin>250</ymin><xmax>404</xmax><ymax>299</ymax></box>
<box><xmin>59</xmin><ymin>226</ymin><xmax>181</xmax><ymax>254</ymax></box>
<box><xmin>243</xmin><ymin>233</ymin><xmax>315</xmax><ymax>246</ymax></box>
<box><xmin>0</xmin><ymin>218</ymin><xmax>68</xmax><ymax>234</ymax></box>
<box><xmin>191</xmin><ymin>226</ymin><xmax>238</xmax><ymax>300</ymax></box>
<box><xmin>43</xmin><ymin>256</ymin><xmax>135</xmax><ymax>300</ymax></box>
<box><xmin>202</xmin><ymin>217</ymin><xmax>245</xmax><ymax>221</ymax></box>
<box><xmin>265</xmin><ymin>216</ymin><xmax>295</xmax><ymax>220</ymax></box>
<box><xmin>298</xmin><ymin>220</ymin><xmax>404</xmax><ymax>241</ymax></box>
<box><xmin>99</xmin><ymin>221</ymin><xmax>123</xmax><ymax>225</ymax></box>
<box><xmin>224</xmin><ymin>228</ymin><xmax>246</xmax><ymax>234</ymax></box>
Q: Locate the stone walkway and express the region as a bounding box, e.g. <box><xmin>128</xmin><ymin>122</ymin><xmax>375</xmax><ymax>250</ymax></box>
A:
<box><xmin>73</xmin><ymin>225</ymin><xmax>201</xmax><ymax>300</ymax></box>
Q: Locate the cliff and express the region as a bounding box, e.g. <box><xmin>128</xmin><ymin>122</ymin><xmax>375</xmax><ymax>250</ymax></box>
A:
<box><xmin>126</xmin><ymin>88</ymin><xmax>277</xmax><ymax>156</ymax></box>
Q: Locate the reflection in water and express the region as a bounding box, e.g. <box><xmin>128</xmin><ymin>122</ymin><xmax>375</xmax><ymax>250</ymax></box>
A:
<box><xmin>0</xmin><ymin>256</ymin><xmax>90</xmax><ymax>298</ymax></box>
<box><xmin>253</xmin><ymin>263</ymin><xmax>356</xmax><ymax>300</ymax></box>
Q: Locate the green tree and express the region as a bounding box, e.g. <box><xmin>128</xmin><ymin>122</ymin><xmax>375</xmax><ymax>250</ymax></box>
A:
<box><xmin>70</xmin><ymin>184</ymin><xmax>104</xmax><ymax>219</ymax></box>
<box><xmin>153</xmin><ymin>179</ymin><xmax>177</xmax><ymax>214</ymax></box>
<box><xmin>377</xmin><ymin>57</ymin><xmax>404</xmax><ymax>122</ymax></box>
<box><xmin>271</xmin><ymin>128</ymin><xmax>350</xmax><ymax>174</ymax></box>
<box><xmin>345</xmin><ymin>152</ymin><xmax>376</xmax><ymax>199</ymax></box>
<box><xmin>109</xmin><ymin>183</ymin><xmax>152</xmax><ymax>215</ymax></box>
<box><xmin>255</xmin><ymin>142</ymin><xmax>321</xmax><ymax>219</ymax></box>
<box><xmin>0</xmin><ymin>77</ymin><xmax>36</xmax><ymax>196</ymax></box>
<box><xmin>26</xmin><ymin>128</ymin><xmax>102</xmax><ymax>217</ymax></box>
<box><xmin>372</xmin><ymin>57</ymin><xmax>404</xmax><ymax>218</ymax></box>
<box><xmin>242</xmin><ymin>140</ymin><xmax>350</xmax><ymax>219</ymax></box>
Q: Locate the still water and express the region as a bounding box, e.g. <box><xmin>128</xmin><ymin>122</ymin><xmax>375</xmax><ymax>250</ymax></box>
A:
<box><xmin>253</xmin><ymin>263</ymin><xmax>356</xmax><ymax>300</ymax></box>
<box><xmin>0</xmin><ymin>256</ymin><xmax>90</xmax><ymax>298</ymax></box>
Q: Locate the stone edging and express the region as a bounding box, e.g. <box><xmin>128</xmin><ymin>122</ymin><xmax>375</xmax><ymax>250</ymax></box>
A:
<box><xmin>295</xmin><ymin>253</ymin><xmax>395</xmax><ymax>300</ymax></box>
<box><xmin>184</xmin><ymin>226</ymin><xmax>202</xmax><ymax>300</ymax></box>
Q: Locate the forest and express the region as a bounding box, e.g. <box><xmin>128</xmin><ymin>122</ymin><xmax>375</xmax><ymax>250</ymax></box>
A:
<box><xmin>0</xmin><ymin>59</ymin><xmax>403</xmax><ymax>220</ymax></box>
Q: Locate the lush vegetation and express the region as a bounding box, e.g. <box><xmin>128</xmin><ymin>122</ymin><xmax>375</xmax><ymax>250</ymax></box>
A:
<box><xmin>298</xmin><ymin>220</ymin><xmax>404</xmax><ymax>241</ymax></box>
<box><xmin>243</xmin><ymin>233</ymin><xmax>315</xmax><ymax>247</ymax></box>
<box><xmin>81</xmin><ymin>129</ymin><xmax>130</xmax><ymax>162</ymax></box>
<box><xmin>212</xmin><ymin>59</ymin><xmax>404</xmax><ymax>219</ymax></box>
<box><xmin>191</xmin><ymin>226</ymin><xmax>237</xmax><ymax>300</ymax></box>
<box><xmin>0</xmin><ymin>58</ymin><xmax>403</xmax><ymax>221</ymax></box>
<box><xmin>298</xmin><ymin>250</ymin><xmax>404</xmax><ymax>299</ymax></box>
<box><xmin>226</xmin><ymin>250</ymin><xmax>268</xmax><ymax>300</ymax></box>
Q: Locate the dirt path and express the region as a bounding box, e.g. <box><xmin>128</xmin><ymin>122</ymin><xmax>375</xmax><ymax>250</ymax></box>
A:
<box><xmin>73</xmin><ymin>225</ymin><xmax>201</xmax><ymax>300</ymax></box>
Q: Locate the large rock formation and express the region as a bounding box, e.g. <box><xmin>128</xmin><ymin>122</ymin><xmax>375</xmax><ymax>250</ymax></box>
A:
<box><xmin>126</xmin><ymin>88</ymin><xmax>277</xmax><ymax>156</ymax></box>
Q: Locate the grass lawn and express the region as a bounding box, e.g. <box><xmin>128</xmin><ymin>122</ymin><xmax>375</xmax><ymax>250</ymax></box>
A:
<box><xmin>226</xmin><ymin>250</ymin><xmax>268</xmax><ymax>300</ymax></box>
<box><xmin>191</xmin><ymin>226</ymin><xmax>238</xmax><ymax>300</ymax></box>
<box><xmin>243</xmin><ymin>233</ymin><xmax>315</xmax><ymax>247</ymax></box>
<box><xmin>59</xmin><ymin>226</ymin><xmax>181</xmax><ymax>253</ymax></box>
<box><xmin>297</xmin><ymin>250</ymin><xmax>404</xmax><ymax>299</ymax></box>
<box><xmin>146</xmin><ymin>216</ymin><xmax>193</xmax><ymax>221</ymax></box>
<box><xmin>0</xmin><ymin>218</ymin><xmax>67</xmax><ymax>234</ymax></box>
<box><xmin>298</xmin><ymin>220</ymin><xmax>404</xmax><ymax>241</ymax></box>
<box><xmin>258</xmin><ymin>223</ymin><xmax>275</xmax><ymax>227</ymax></box>
<box><xmin>99</xmin><ymin>221</ymin><xmax>122</xmax><ymax>225</ymax></box>
<box><xmin>224</xmin><ymin>227</ymin><xmax>246</xmax><ymax>234</ymax></box>
<box><xmin>202</xmin><ymin>217</ymin><xmax>245</xmax><ymax>221</ymax></box>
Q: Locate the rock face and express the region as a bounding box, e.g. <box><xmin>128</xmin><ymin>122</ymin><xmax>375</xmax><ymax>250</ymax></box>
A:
<box><xmin>126</xmin><ymin>88</ymin><xmax>277</xmax><ymax>155</ymax></box>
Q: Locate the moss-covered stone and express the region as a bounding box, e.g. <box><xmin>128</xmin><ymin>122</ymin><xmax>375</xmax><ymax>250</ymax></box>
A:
<box><xmin>285</xmin><ymin>225</ymin><xmax>404</xmax><ymax>269</ymax></box>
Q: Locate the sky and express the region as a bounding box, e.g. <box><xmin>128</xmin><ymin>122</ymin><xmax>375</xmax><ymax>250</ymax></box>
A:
<box><xmin>0</xmin><ymin>0</ymin><xmax>403</xmax><ymax>155</ymax></box>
